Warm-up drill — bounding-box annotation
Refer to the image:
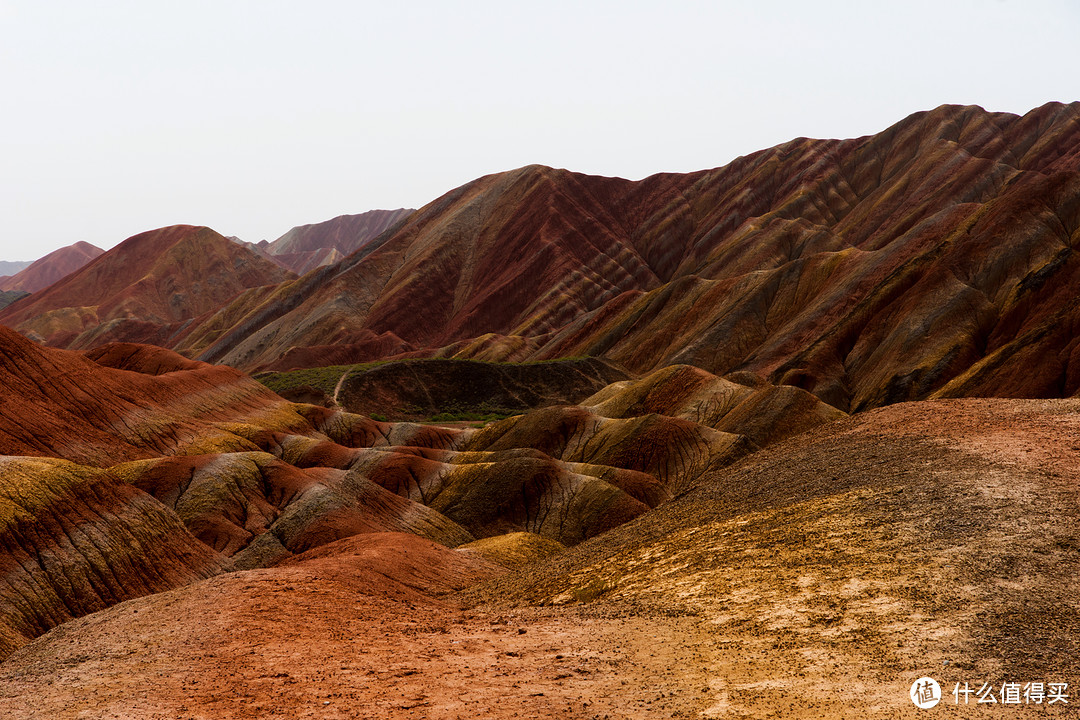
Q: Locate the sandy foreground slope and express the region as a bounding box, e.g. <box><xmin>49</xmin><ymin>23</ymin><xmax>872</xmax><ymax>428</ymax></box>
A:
<box><xmin>1</xmin><ymin>397</ymin><xmax>1078</xmax><ymax>719</ymax></box>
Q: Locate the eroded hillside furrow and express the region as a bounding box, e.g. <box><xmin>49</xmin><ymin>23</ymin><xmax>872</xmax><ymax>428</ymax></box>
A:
<box><xmin>0</xmin><ymin>457</ymin><xmax>226</xmax><ymax>660</ymax></box>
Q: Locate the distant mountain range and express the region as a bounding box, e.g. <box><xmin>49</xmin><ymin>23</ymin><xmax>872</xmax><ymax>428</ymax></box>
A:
<box><xmin>199</xmin><ymin>102</ymin><xmax>1080</xmax><ymax>411</ymax></box>
<box><xmin>4</xmin><ymin>102</ymin><xmax>1080</xmax><ymax>413</ymax></box>
<box><xmin>257</xmin><ymin>209</ymin><xmax>414</xmax><ymax>274</ymax></box>
<box><xmin>0</xmin><ymin>241</ymin><xmax>103</xmax><ymax>294</ymax></box>
<box><xmin>0</xmin><ymin>226</ymin><xmax>294</xmax><ymax>349</ymax></box>
<box><xmin>0</xmin><ymin>260</ymin><xmax>32</xmax><ymax>277</ymax></box>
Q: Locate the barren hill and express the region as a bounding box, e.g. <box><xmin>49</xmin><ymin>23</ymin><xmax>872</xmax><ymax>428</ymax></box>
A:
<box><xmin>189</xmin><ymin>103</ymin><xmax>1080</xmax><ymax>413</ymax></box>
<box><xmin>1</xmin><ymin>397</ymin><xmax>1075</xmax><ymax>718</ymax></box>
<box><xmin>0</xmin><ymin>241</ymin><xmax>103</xmax><ymax>294</ymax></box>
<box><xmin>0</xmin><ymin>330</ymin><xmax>846</xmax><ymax>665</ymax></box>
<box><xmin>265</xmin><ymin>209</ymin><xmax>414</xmax><ymax>274</ymax></box>
<box><xmin>0</xmin><ymin>225</ymin><xmax>295</xmax><ymax>349</ymax></box>
<box><xmin>1</xmin><ymin>102</ymin><xmax>1079</xmax><ymax>717</ymax></box>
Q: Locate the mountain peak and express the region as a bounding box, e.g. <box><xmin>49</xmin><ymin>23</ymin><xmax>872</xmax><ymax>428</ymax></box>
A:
<box><xmin>0</xmin><ymin>225</ymin><xmax>295</xmax><ymax>349</ymax></box>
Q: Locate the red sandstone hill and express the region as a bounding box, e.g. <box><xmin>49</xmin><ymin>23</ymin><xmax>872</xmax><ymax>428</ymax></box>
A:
<box><xmin>0</xmin><ymin>324</ymin><xmax>850</xmax><ymax>662</ymax></box>
<box><xmin>190</xmin><ymin>103</ymin><xmax>1080</xmax><ymax>412</ymax></box>
<box><xmin>0</xmin><ymin>325</ymin><xmax>298</xmax><ymax>466</ymax></box>
<box><xmin>265</xmin><ymin>209</ymin><xmax>414</xmax><ymax>274</ymax></box>
<box><xmin>2</xmin><ymin>396</ymin><xmax>1078</xmax><ymax>718</ymax></box>
<box><xmin>0</xmin><ymin>225</ymin><xmax>295</xmax><ymax>349</ymax></box>
<box><xmin>0</xmin><ymin>241</ymin><xmax>103</xmax><ymax>294</ymax></box>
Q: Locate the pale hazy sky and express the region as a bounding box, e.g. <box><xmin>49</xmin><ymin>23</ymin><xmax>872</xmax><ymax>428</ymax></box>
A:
<box><xmin>2</xmin><ymin>0</ymin><xmax>1078</xmax><ymax>259</ymax></box>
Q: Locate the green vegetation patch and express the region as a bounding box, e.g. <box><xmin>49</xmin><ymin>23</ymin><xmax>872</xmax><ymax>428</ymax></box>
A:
<box><xmin>259</xmin><ymin>355</ymin><xmax>628</xmax><ymax>424</ymax></box>
<box><xmin>254</xmin><ymin>361</ymin><xmax>389</xmax><ymax>398</ymax></box>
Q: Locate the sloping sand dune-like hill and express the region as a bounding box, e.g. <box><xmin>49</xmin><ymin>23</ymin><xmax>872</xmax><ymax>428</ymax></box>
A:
<box><xmin>0</xmin><ymin>241</ymin><xmax>103</xmax><ymax>294</ymax></box>
<box><xmin>582</xmin><ymin>363</ymin><xmax>847</xmax><ymax>447</ymax></box>
<box><xmin>189</xmin><ymin>103</ymin><xmax>1080</xmax><ymax>413</ymax></box>
<box><xmin>465</xmin><ymin>405</ymin><xmax>754</xmax><ymax>495</ymax></box>
<box><xmin>0</xmin><ymin>225</ymin><xmax>295</xmax><ymax>350</ymax></box>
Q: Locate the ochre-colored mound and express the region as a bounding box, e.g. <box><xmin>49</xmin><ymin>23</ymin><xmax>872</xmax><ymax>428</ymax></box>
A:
<box><xmin>276</xmin><ymin>531</ymin><xmax>504</xmax><ymax>594</ymax></box>
<box><xmin>0</xmin><ymin>456</ymin><xmax>226</xmax><ymax>659</ymax></box>
<box><xmin>456</xmin><ymin>532</ymin><xmax>567</xmax><ymax>569</ymax></box>
<box><xmin>467</xmin><ymin>397</ymin><xmax>1080</xmax><ymax>717</ymax></box>
<box><xmin>465</xmin><ymin>405</ymin><xmax>755</xmax><ymax>494</ymax></box>
<box><xmin>583</xmin><ymin>364</ymin><xmax>847</xmax><ymax>447</ymax></box>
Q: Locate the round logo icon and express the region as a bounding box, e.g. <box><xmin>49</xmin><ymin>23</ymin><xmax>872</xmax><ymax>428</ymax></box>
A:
<box><xmin>910</xmin><ymin>677</ymin><xmax>942</xmax><ymax>708</ymax></box>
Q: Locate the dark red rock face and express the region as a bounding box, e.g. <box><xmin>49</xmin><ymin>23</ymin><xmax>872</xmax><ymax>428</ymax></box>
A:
<box><xmin>191</xmin><ymin>103</ymin><xmax>1080</xmax><ymax>409</ymax></box>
